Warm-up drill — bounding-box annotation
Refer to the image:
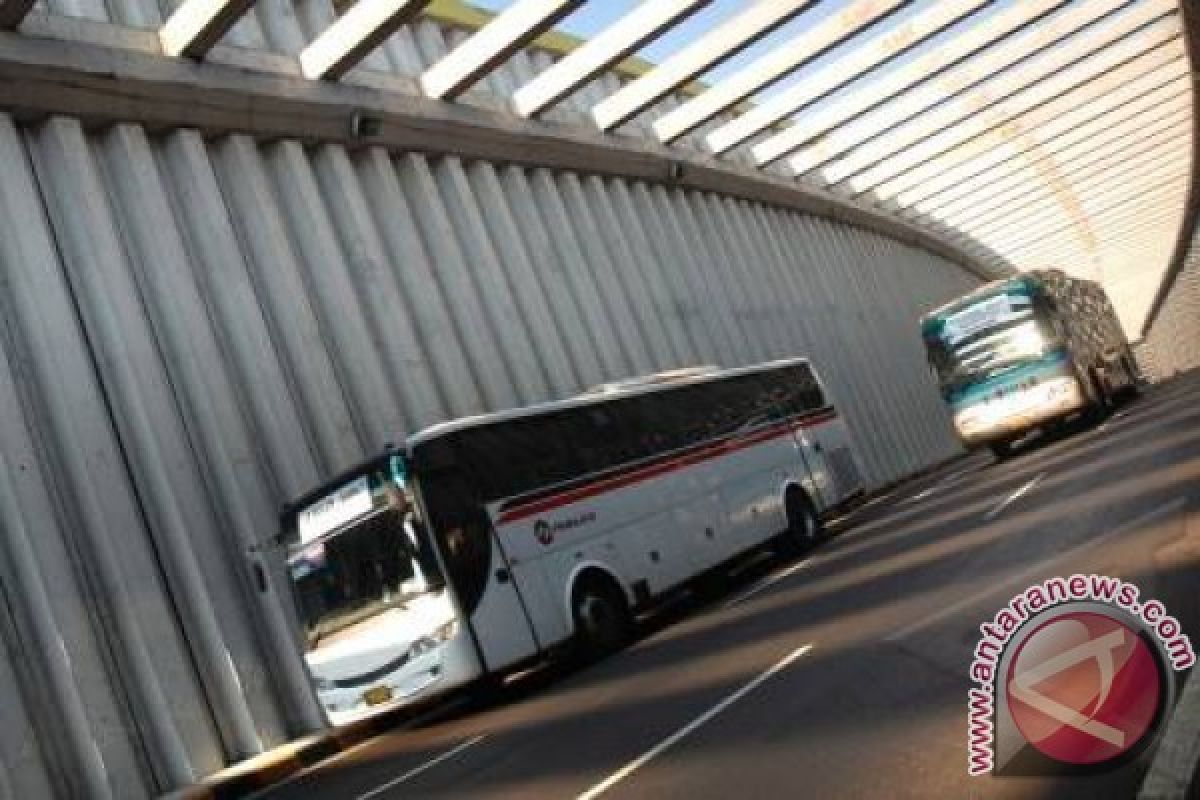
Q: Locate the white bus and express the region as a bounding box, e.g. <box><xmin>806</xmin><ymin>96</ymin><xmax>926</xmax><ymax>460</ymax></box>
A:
<box><xmin>280</xmin><ymin>358</ymin><xmax>863</xmax><ymax>725</ymax></box>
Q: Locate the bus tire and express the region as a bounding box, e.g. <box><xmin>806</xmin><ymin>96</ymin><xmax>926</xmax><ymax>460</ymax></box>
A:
<box><xmin>570</xmin><ymin>573</ymin><xmax>632</xmax><ymax>662</ymax></box>
<box><xmin>780</xmin><ymin>488</ymin><xmax>822</xmax><ymax>556</ymax></box>
<box><xmin>989</xmin><ymin>439</ymin><xmax>1014</xmax><ymax>460</ymax></box>
<box><xmin>1086</xmin><ymin>369</ymin><xmax>1113</xmax><ymax>423</ymax></box>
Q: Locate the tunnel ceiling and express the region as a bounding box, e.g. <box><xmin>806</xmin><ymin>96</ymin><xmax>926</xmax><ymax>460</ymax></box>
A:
<box><xmin>6</xmin><ymin>0</ymin><xmax>1193</xmax><ymax>336</ymax></box>
<box><xmin>416</xmin><ymin>0</ymin><xmax>1196</xmax><ymax>337</ymax></box>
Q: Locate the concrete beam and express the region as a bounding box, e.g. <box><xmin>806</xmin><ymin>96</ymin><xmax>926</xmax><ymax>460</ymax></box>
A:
<box><xmin>762</xmin><ymin>0</ymin><xmax>1070</xmax><ymax>171</ymax></box>
<box><xmin>914</xmin><ymin>80</ymin><xmax>1193</xmax><ymax>220</ymax></box>
<box><xmin>937</xmin><ymin>116</ymin><xmax>1192</xmax><ymax>232</ymax></box>
<box><xmin>1003</xmin><ymin>196</ymin><xmax>1190</xmax><ymax>256</ymax></box>
<box><xmin>704</xmin><ymin>0</ymin><xmax>906</xmax><ymax>156</ymax></box>
<box><xmin>300</xmin><ymin>0</ymin><xmax>432</xmax><ymax>81</ymax></box>
<box><xmin>1027</xmin><ymin>211</ymin><xmax>1185</xmax><ymax>263</ymax></box>
<box><xmin>592</xmin><ymin>0</ymin><xmax>814</xmax><ymax>133</ymax></box>
<box><xmin>894</xmin><ymin>62</ymin><xmax>1191</xmax><ymax>211</ymax></box>
<box><xmin>821</xmin><ymin>2</ymin><xmax>1180</xmax><ymax>187</ymax></box>
<box><xmin>511</xmin><ymin>0</ymin><xmax>708</xmax><ymax>118</ymax></box>
<box><xmin>159</xmin><ymin>0</ymin><xmax>256</xmax><ymax>59</ymax></box>
<box><xmin>740</xmin><ymin>0</ymin><xmax>993</xmax><ymax>164</ymax></box>
<box><xmin>852</xmin><ymin>31</ymin><xmax>1186</xmax><ymax>200</ymax></box>
<box><xmin>978</xmin><ymin>169</ymin><xmax>1188</xmax><ymax>250</ymax></box>
<box><xmin>792</xmin><ymin>0</ymin><xmax>1137</xmax><ymax>176</ymax></box>
<box><xmin>961</xmin><ymin>139</ymin><xmax>1190</xmax><ymax>240</ymax></box>
<box><xmin>0</xmin><ymin>28</ymin><xmax>992</xmax><ymax>278</ymax></box>
<box><xmin>1007</xmin><ymin>203</ymin><xmax>1186</xmax><ymax>256</ymax></box>
<box><xmin>995</xmin><ymin>177</ymin><xmax>1188</xmax><ymax>256</ymax></box>
<box><xmin>663</xmin><ymin>0</ymin><xmax>993</xmax><ymax>148</ymax></box>
<box><xmin>0</xmin><ymin>0</ymin><xmax>33</xmax><ymax>30</ymax></box>
<box><xmin>420</xmin><ymin>0</ymin><xmax>581</xmax><ymax>101</ymax></box>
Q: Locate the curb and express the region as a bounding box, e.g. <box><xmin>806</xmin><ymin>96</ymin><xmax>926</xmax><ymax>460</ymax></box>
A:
<box><xmin>1139</xmin><ymin>668</ymin><xmax>1200</xmax><ymax>799</ymax></box>
<box><xmin>158</xmin><ymin>699</ymin><xmax>459</xmax><ymax>800</ymax></box>
<box><xmin>1139</xmin><ymin>492</ymin><xmax>1199</xmax><ymax>800</ymax></box>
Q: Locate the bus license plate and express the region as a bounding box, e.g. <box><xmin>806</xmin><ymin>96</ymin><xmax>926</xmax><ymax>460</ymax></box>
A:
<box><xmin>363</xmin><ymin>686</ymin><xmax>393</xmax><ymax>706</ymax></box>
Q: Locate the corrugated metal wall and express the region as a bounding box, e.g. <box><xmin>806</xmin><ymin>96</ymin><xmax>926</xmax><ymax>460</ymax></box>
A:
<box><xmin>0</xmin><ymin>113</ymin><xmax>978</xmax><ymax>797</ymax></box>
<box><xmin>0</xmin><ymin>6</ymin><xmax>986</xmax><ymax>798</ymax></box>
<box><xmin>1141</xmin><ymin>216</ymin><xmax>1200</xmax><ymax>378</ymax></box>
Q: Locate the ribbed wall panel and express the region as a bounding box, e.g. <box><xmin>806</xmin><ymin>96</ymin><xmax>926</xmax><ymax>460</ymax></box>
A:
<box><xmin>0</xmin><ymin>106</ymin><xmax>980</xmax><ymax>795</ymax></box>
<box><xmin>1141</xmin><ymin>217</ymin><xmax>1200</xmax><ymax>378</ymax></box>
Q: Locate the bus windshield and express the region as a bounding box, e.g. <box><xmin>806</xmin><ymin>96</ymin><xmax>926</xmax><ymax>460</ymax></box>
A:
<box><xmin>286</xmin><ymin>463</ymin><xmax>445</xmax><ymax>650</ymax></box>
<box><xmin>925</xmin><ymin>288</ymin><xmax>1061</xmax><ymax>393</ymax></box>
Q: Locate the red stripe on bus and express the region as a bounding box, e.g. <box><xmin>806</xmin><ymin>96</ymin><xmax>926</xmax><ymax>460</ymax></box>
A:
<box><xmin>494</xmin><ymin>410</ymin><xmax>838</xmax><ymax>526</ymax></box>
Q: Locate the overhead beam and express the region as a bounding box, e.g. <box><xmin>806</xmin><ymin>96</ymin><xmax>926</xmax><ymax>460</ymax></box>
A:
<box><xmin>661</xmin><ymin>0</ymin><xmax>988</xmax><ymax>147</ymax></box>
<box><xmin>420</xmin><ymin>0</ymin><xmax>582</xmax><ymax>101</ymax></box>
<box><xmin>0</xmin><ymin>0</ymin><xmax>34</xmax><ymax>29</ymax></box>
<box><xmin>846</xmin><ymin>32</ymin><xmax>1186</xmax><ymax>200</ymax></box>
<box><xmin>972</xmin><ymin>162</ymin><xmax>1188</xmax><ymax>246</ymax></box>
<box><xmin>1006</xmin><ymin>203</ymin><xmax>1184</xmax><ymax>254</ymax></box>
<box><xmin>815</xmin><ymin>0</ymin><xmax>1155</xmax><ymax>179</ymax></box>
<box><xmin>1027</xmin><ymin>212</ymin><xmax>1186</xmax><ymax>263</ymax></box>
<box><xmin>894</xmin><ymin>62</ymin><xmax>1191</xmax><ymax>210</ymax></box>
<box><xmin>995</xmin><ymin>177</ymin><xmax>1188</xmax><ymax>256</ymax></box>
<box><xmin>700</xmin><ymin>0</ymin><xmax>926</xmax><ymax>158</ymax></box>
<box><xmin>961</xmin><ymin>139</ymin><xmax>1190</xmax><ymax>240</ymax></box>
<box><xmin>159</xmin><ymin>0</ymin><xmax>257</xmax><ymax>58</ymax></box>
<box><xmin>592</xmin><ymin>0</ymin><xmax>815</xmax><ymax>132</ymax></box>
<box><xmin>935</xmin><ymin>114</ymin><xmax>1192</xmax><ymax>231</ymax></box>
<box><xmin>970</xmin><ymin>178</ymin><xmax>1187</xmax><ymax>261</ymax></box>
<box><xmin>821</xmin><ymin>2</ymin><xmax>1180</xmax><ymax>187</ymax></box>
<box><xmin>511</xmin><ymin>0</ymin><xmax>709</xmax><ymax>118</ymax></box>
<box><xmin>300</xmin><ymin>0</ymin><xmax>433</xmax><ymax>81</ymax></box>
<box><xmin>910</xmin><ymin>76</ymin><xmax>1193</xmax><ymax>219</ymax></box>
<box><xmin>762</xmin><ymin>0</ymin><xmax>1073</xmax><ymax>171</ymax></box>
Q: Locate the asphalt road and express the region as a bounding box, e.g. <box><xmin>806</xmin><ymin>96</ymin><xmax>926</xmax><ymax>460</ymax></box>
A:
<box><xmin>255</xmin><ymin>371</ymin><xmax>1200</xmax><ymax>800</ymax></box>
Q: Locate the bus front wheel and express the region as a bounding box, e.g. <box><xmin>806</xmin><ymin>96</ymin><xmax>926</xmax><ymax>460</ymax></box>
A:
<box><xmin>571</xmin><ymin>575</ymin><xmax>632</xmax><ymax>662</ymax></box>
<box><xmin>781</xmin><ymin>489</ymin><xmax>822</xmax><ymax>555</ymax></box>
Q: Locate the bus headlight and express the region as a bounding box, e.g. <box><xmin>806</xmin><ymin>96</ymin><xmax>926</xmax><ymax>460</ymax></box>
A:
<box><xmin>407</xmin><ymin>620</ymin><xmax>458</xmax><ymax>659</ymax></box>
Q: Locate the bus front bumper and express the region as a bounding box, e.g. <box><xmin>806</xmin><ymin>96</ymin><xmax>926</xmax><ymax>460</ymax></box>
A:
<box><xmin>954</xmin><ymin>377</ymin><xmax>1086</xmax><ymax>445</ymax></box>
<box><xmin>317</xmin><ymin>630</ymin><xmax>480</xmax><ymax>727</ymax></box>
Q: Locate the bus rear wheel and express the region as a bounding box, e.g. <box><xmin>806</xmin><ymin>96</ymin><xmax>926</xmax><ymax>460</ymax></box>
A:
<box><xmin>989</xmin><ymin>439</ymin><xmax>1014</xmax><ymax>460</ymax></box>
<box><xmin>571</xmin><ymin>576</ymin><xmax>632</xmax><ymax>662</ymax></box>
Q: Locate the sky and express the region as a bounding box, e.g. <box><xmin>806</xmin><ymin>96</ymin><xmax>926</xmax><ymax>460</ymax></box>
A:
<box><xmin>460</xmin><ymin>1</ymin><xmax>1022</xmax><ymax>116</ymax></box>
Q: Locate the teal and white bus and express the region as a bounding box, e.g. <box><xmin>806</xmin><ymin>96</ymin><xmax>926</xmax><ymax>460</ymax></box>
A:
<box><xmin>921</xmin><ymin>270</ymin><xmax>1139</xmax><ymax>458</ymax></box>
<box><xmin>278</xmin><ymin>359</ymin><xmax>863</xmax><ymax>725</ymax></box>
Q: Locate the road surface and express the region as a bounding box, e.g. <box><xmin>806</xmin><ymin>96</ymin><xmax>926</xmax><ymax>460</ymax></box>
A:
<box><xmin>256</xmin><ymin>372</ymin><xmax>1200</xmax><ymax>800</ymax></box>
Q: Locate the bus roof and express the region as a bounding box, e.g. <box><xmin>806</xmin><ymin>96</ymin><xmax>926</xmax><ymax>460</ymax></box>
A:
<box><xmin>406</xmin><ymin>357</ymin><xmax>813</xmax><ymax>448</ymax></box>
<box><xmin>281</xmin><ymin>357</ymin><xmax>815</xmax><ymax>519</ymax></box>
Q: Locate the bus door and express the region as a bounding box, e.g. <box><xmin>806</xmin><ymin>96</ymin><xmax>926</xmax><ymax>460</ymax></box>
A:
<box><xmin>790</xmin><ymin>417</ymin><xmax>830</xmax><ymax>511</ymax></box>
<box><xmin>424</xmin><ymin>467</ymin><xmax>539</xmax><ymax>673</ymax></box>
<box><xmin>474</xmin><ymin>521</ymin><xmax>542</xmax><ymax>670</ymax></box>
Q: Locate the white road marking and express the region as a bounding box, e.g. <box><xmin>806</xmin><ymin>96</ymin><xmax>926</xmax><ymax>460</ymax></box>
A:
<box><xmin>862</xmin><ymin>490</ymin><xmax>895</xmax><ymax>509</ymax></box>
<box><xmin>354</xmin><ymin>734</ymin><xmax>487</xmax><ymax>800</ymax></box>
<box><xmin>983</xmin><ymin>472</ymin><xmax>1046</xmax><ymax>521</ymax></box>
<box><xmin>721</xmin><ymin>558</ymin><xmax>812</xmax><ymax>610</ymax></box>
<box><xmin>900</xmin><ymin>486</ymin><xmax>937</xmax><ymax>507</ymax></box>
<box><xmin>575</xmin><ymin>644</ymin><xmax>815</xmax><ymax>800</ymax></box>
<box><xmin>901</xmin><ymin>465</ymin><xmax>980</xmax><ymax>508</ymax></box>
<box><xmin>886</xmin><ymin>498</ymin><xmax>1185</xmax><ymax>642</ymax></box>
